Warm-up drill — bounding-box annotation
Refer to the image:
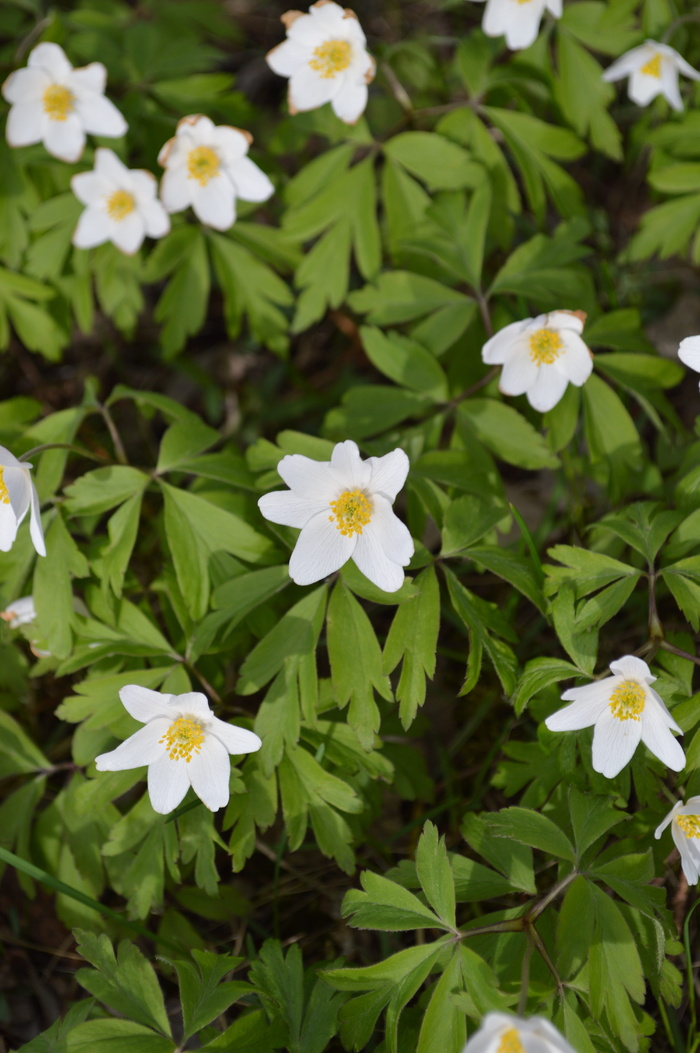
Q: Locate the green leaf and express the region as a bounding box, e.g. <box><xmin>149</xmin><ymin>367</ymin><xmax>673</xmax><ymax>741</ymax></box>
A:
<box><xmin>349</xmin><ymin>271</ymin><xmax>469</xmax><ymax>325</ymax></box>
<box><xmin>461</xmin><ymin>813</ymin><xmax>536</xmax><ymax>894</ymax></box>
<box><xmin>323</xmin><ymin>940</ymin><xmax>449</xmax><ymax>992</ymax></box>
<box><xmin>102</xmin><ymin>492</ymin><xmax>143</xmax><ymax>597</ymax></box>
<box><xmin>360</xmin><ymin>326</ymin><xmax>448</xmax><ymax>401</ymax></box>
<box><xmin>568</xmin><ymin>787</ymin><xmax>628</xmax><ymax>858</ymax></box>
<box><xmin>415</xmin><ymin>821</ymin><xmax>456</xmax><ymax>929</ymax></box>
<box><xmin>466</xmin><ymin>545</ymin><xmax>545</xmax><ymax>614</ymax></box>
<box><xmin>545</xmin><ymin>545</ymin><xmax>640</xmax><ymax>599</ymax></box>
<box><xmin>486</xmin><ymin>806</ymin><xmax>576</xmax><ymax>862</ymax></box>
<box><xmin>416</xmin><ymin>951</ymin><xmax>466</xmax><ymax>1053</ymax></box>
<box><xmin>327</xmin><ymin>581</ymin><xmax>393</xmax><ymax>749</ymax></box>
<box><xmin>383</xmin><ymin>566</ymin><xmax>440</xmax><ymax>728</ymax></box>
<box><xmin>342</xmin><ymin>870</ymin><xmax>447</xmax><ymax>932</ymax></box>
<box><xmin>662</xmin><ymin>557</ymin><xmax>700</xmax><ymax>631</ymax></box>
<box><xmin>172</xmin><ymin>950</ymin><xmax>252</xmax><ymax>1039</ymax></box>
<box><xmin>238</xmin><ymin>585</ymin><xmax>327</xmax><ymax>695</ymax></box>
<box><xmin>152</xmin><ymin>227</ymin><xmax>210</xmax><ymax>357</ymax></box>
<box><xmin>66</xmin><ymin>1019</ymin><xmax>175</xmax><ymax>1053</ymax></box>
<box><xmin>444</xmin><ymin>567</ymin><xmax>518</xmax><ymax>696</ymax></box>
<box><xmin>440</xmin><ymin>496</ymin><xmax>505</xmax><ymax>556</ymax></box>
<box><xmin>384</xmin><ymin>132</ymin><xmax>483</xmax><ymax>190</ymax></box>
<box><xmin>210</xmin><ymin>233</ymin><xmax>291</xmax><ymax>355</ymax></box>
<box><xmin>459</xmin><ymin>400</ymin><xmax>560</xmax><ymax>470</ymax></box>
<box><xmin>156</xmin><ymin>420</ymin><xmax>221</xmax><ymax>473</ymax></box>
<box><xmin>74</xmin><ymin>931</ymin><xmax>172</xmax><ymax>1037</ymax></box>
<box><xmin>33</xmin><ymin>512</ymin><xmax>90</xmax><ymax>660</ymax></box>
<box><xmin>0</xmin><ymin>710</ymin><xmax>50</xmax><ymax>776</ymax></box>
<box><xmin>64</xmin><ymin>466</ymin><xmax>149</xmax><ymax>516</ymax></box>
<box><xmin>511</xmin><ymin>657</ymin><xmax>582</xmax><ymax>717</ymax></box>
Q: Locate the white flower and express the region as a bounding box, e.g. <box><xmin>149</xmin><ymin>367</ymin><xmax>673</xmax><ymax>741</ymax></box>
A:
<box><xmin>0</xmin><ymin>447</ymin><xmax>45</xmax><ymax>557</ymax></box>
<box><xmin>158</xmin><ymin>115</ymin><xmax>273</xmax><ymax>232</ymax></box>
<box><xmin>95</xmin><ymin>686</ymin><xmax>262</xmax><ymax>814</ymax></box>
<box><xmin>1</xmin><ymin>595</ymin><xmax>38</xmax><ymax>628</ymax></box>
<box><xmin>469</xmin><ymin>0</ymin><xmax>562</xmax><ymax>51</ymax></box>
<box><xmin>71</xmin><ymin>148</ymin><xmax>170</xmax><ymax>255</ymax></box>
<box><xmin>655</xmin><ymin>797</ymin><xmax>700</xmax><ymax>884</ymax></box>
<box><xmin>678</xmin><ymin>335</ymin><xmax>700</xmax><ymax>389</ymax></box>
<box><xmin>482</xmin><ymin>310</ymin><xmax>593</xmax><ymax>413</ymax></box>
<box><xmin>545</xmin><ymin>655</ymin><xmax>684</xmax><ymax>778</ymax></box>
<box><xmin>462</xmin><ymin>1012</ymin><xmax>577</xmax><ymax>1053</ymax></box>
<box><xmin>258</xmin><ymin>439</ymin><xmax>414</xmax><ymax>593</ymax></box>
<box><xmin>602</xmin><ymin>40</ymin><xmax>700</xmax><ymax>112</ymax></box>
<box><xmin>2</xmin><ymin>42</ymin><xmax>127</xmax><ymax>163</ymax></box>
<box><xmin>266</xmin><ymin>1</ymin><xmax>375</xmax><ymax>124</ymax></box>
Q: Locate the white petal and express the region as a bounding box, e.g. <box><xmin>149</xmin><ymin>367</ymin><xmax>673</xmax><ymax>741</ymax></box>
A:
<box><xmin>28</xmin><ymin>477</ymin><xmax>45</xmax><ymax>557</ymax></box>
<box><xmin>71</xmin><ymin>170</ymin><xmax>113</xmax><ymax>206</ymax></box>
<box><xmin>93</xmin><ymin>146</ymin><xmax>127</xmax><ymax>182</ymax></box>
<box><xmin>147</xmin><ymin>751</ymin><xmax>190</xmax><ymax>814</ymax></box>
<box><xmin>525</xmin><ymin>364</ymin><xmax>569</xmax><ymax>412</ymax></box>
<box><xmin>545</xmin><ymin>683</ymin><xmax>611</xmax><ymax>731</ymax></box>
<box><xmin>5</xmin><ymin>467</ymin><xmax>30</xmax><ymax>523</ymax></box>
<box><xmin>591</xmin><ymin>707</ymin><xmax>642</xmax><ymax>778</ymax></box>
<box><xmin>3</xmin><ymin>596</ymin><xmax>37</xmax><ymax>627</ymax></box>
<box><xmin>44</xmin><ymin>113</ymin><xmax>85</xmax><ymax>162</ymax></box>
<box><xmin>352</xmin><ymin>535</ymin><xmax>407</xmax><ymax>593</ymax></box>
<box><xmin>289</xmin><ymin>510</ymin><xmax>355</xmax><ymax>585</ymax></box>
<box><xmin>504</xmin><ymin>5</ymin><xmax>545</xmax><ymax>50</ymax></box>
<box><xmin>679</xmin><ymin>336</ymin><xmax>700</xmax><ymax>372</ymax></box>
<box><xmin>660</xmin><ymin>59</ymin><xmax>683</xmax><ymax>110</ymax></box>
<box><xmin>499</xmin><ymin>348</ymin><xmax>539</xmax><ymax>396</ymax></box>
<box><xmin>677</xmin><ymin>833</ymin><xmax>700</xmax><ymax>884</ymax></box>
<box><xmin>288</xmin><ymin>64</ymin><xmax>339</xmax><ymax>113</ymax></box>
<box><xmin>229</xmin><ymin>156</ymin><xmax>274</xmax><ymax>203</ymax></box>
<box><xmin>559</xmin><ymin>331</ymin><xmax>593</xmax><ymax>386</ymax></box>
<box><xmin>74</xmin><ymin>92</ymin><xmax>128</xmax><ymax>137</ymax></box>
<box><xmin>191</xmin><ymin>176</ymin><xmax>236</xmax><ymax>230</ymax></box>
<box><xmin>160</xmin><ymin>167</ymin><xmax>193</xmax><ymax>214</ymax></box>
<box><xmin>73</xmin><ymin>207</ymin><xmax>112</xmax><ymax>249</ymax></box>
<box><xmin>655</xmin><ymin>800</ymin><xmax>683</xmax><ymax>839</ymax></box>
<box><xmin>119</xmin><ymin>684</ymin><xmax>173</xmax><ymax>723</ymax></box>
<box><xmin>602</xmin><ymin>47</ymin><xmax>649</xmax><ymax>82</ymax></box>
<box><xmin>481</xmin><ymin>319</ymin><xmax>532</xmax><ymax>364</ymax></box>
<box><xmin>608</xmin><ymin>655</ymin><xmax>653</xmax><ymax>682</ymax></box>
<box><xmin>330</xmin><ymin>440</ymin><xmax>372</xmax><ymax>490</ymax></box>
<box><xmin>258</xmin><ymin>489</ymin><xmax>326</xmax><ymax>528</ymax></box>
<box><xmin>628</xmin><ymin>68</ymin><xmax>663</xmax><ymax>107</ymax></box>
<box><xmin>212</xmin><ymin>125</ymin><xmax>251</xmax><ymax>163</ymax></box>
<box><xmin>95</xmin><ymin>720</ymin><xmax>170</xmax><ymax>770</ymax></box>
<box><xmin>69</xmin><ymin>62</ymin><xmax>106</xmax><ymax>96</ymax></box>
<box><xmin>368</xmin><ymin>494</ymin><xmax>413</xmax><ymax>564</ymax></box>
<box><xmin>277</xmin><ymin>453</ymin><xmax>334</xmax><ymax>500</ymax></box>
<box><xmin>209</xmin><ymin>717</ymin><xmax>262</xmax><ymax>755</ymax></box>
<box><xmin>6</xmin><ymin>102</ymin><xmax>45</xmax><ymax>148</ymax></box>
<box><xmin>367</xmin><ymin>448</ymin><xmax>409</xmax><ymax>502</ymax></box>
<box><xmin>648</xmin><ymin>686</ymin><xmax>681</xmax><ymax>731</ymax></box>
<box><xmin>640</xmin><ymin>699</ymin><xmax>685</xmax><ymax>770</ymax></box>
<box><xmin>169</xmin><ymin>692</ymin><xmax>213</xmax><ymax>720</ymax></box>
<box><xmin>111</xmin><ymin>212</ymin><xmax>145</xmax><ymax>255</ymax></box>
<box><xmin>266</xmin><ymin>38</ymin><xmax>309</xmax><ymax>78</ymax></box>
<box><xmin>28</xmin><ymin>43</ymin><xmax>72</xmax><ymax>80</ymax></box>
<box><xmin>675</xmin><ymin>53</ymin><xmax>700</xmax><ymax>82</ymax></box>
<box><xmin>332</xmin><ymin>80</ymin><xmax>368</xmax><ymax>124</ymax></box>
<box><xmin>141</xmin><ymin>200</ymin><xmax>170</xmax><ymax>239</ymax></box>
<box><xmin>129</xmin><ymin>169</ymin><xmax>158</xmax><ymax>202</ymax></box>
<box><xmin>545</xmin><ymin>0</ymin><xmax>562</xmax><ymax>15</ymax></box>
<box><xmin>547</xmin><ymin>310</ymin><xmax>584</xmax><ymax>335</ymax></box>
<box><xmin>0</xmin><ymin>446</ymin><xmax>25</xmax><ymax>469</ymax></box>
<box><xmin>0</xmin><ymin>503</ymin><xmax>19</xmax><ymax>552</ymax></box>
<box><xmin>2</xmin><ymin>67</ymin><xmax>48</xmax><ymax>105</ymax></box>
<box><xmin>187</xmin><ymin>735</ymin><xmax>231</xmax><ymax>811</ymax></box>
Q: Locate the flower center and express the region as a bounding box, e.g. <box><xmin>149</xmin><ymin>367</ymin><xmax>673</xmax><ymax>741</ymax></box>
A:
<box><xmin>0</xmin><ymin>467</ymin><xmax>10</xmax><ymax>506</ymax></box>
<box><xmin>187</xmin><ymin>146</ymin><xmax>221</xmax><ymax>186</ymax></box>
<box><xmin>42</xmin><ymin>84</ymin><xmax>75</xmax><ymax>121</ymax></box>
<box><xmin>641</xmin><ymin>53</ymin><xmax>662</xmax><ymax>78</ymax></box>
<box><xmin>105</xmin><ymin>190</ymin><xmax>136</xmax><ymax>222</ymax></box>
<box><xmin>329</xmin><ymin>489</ymin><xmax>372</xmax><ymax>537</ymax></box>
<box><xmin>309</xmin><ymin>39</ymin><xmax>352</xmax><ymax>78</ymax></box>
<box><xmin>609</xmin><ymin>679</ymin><xmax>646</xmax><ymax>722</ymax></box>
<box><xmin>529</xmin><ymin>328</ymin><xmax>563</xmax><ymax>365</ymax></box>
<box><xmin>677</xmin><ymin>814</ymin><xmax>700</xmax><ymax>839</ymax></box>
<box><xmin>159</xmin><ymin>716</ymin><xmax>206</xmax><ymax>763</ymax></box>
<box><xmin>497</xmin><ymin>1029</ymin><xmax>525</xmax><ymax>1053</ymax></box>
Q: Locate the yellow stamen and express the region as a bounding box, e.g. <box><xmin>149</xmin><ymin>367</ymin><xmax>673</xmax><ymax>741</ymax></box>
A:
<box><xmin>187</xmin><ymin>146</ymin><xmax>220</xmax><ymax>186</ymax></box>
<box><xmin>329</xmin><ymin>489</ymin><xmax>372</xmax><ymax>537</ymax></box>
<box><xmin>309</xmin><ymin>39</ymin><xmax>352</xmax><ymax>79</ymax></box>
<box><xmin>497</xmin><ymin>1029</ymin><xmax>526</xmax><ymax>1053</ymax></box>
<box><xmin>515</xmin><ymin>0</ymin><xmax>533</xmax><ymax>4</ymax></box>
<box><xmin>159</xmin><ymin>716</ymin><xmax>206</xmax><ymax>763</ymax></box>
<box><xmin>609</xmin><ymin>679</ymin><xmax>646</xmax><ymax>722</ymax></box>
<box><xmin>641</xmin><ymin>53</ymin><xmax>662</xmax><ymax>78</ymax></box>
<box><xmin>42</xmin><ymin>84</ymin><xmax>75</xmax><ymax>121</ymax></box>
<box><xmin>529</xmin><ymin>328</ymin><xmax>563</xmax><ymax>365</ymax></box>
<box><xmin>105</xmin><ymin>189</ymin><xmax>136</xmax><ymax>222</ymax></box>
<box><xmin>0</xmin><ymin>467</ymin><xmax>11</xmax><ymax>506</ymax></box>
<box><xmin>677</xmin><ymin>814</ymin><xmax>700</xmax><ymax>839</ymax></box>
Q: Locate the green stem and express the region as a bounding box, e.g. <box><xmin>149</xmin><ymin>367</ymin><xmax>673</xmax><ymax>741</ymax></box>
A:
<box><xmin>19</xmin><ymin>442</ymin><xmax>106</xmax><ymax>463</ymax></box>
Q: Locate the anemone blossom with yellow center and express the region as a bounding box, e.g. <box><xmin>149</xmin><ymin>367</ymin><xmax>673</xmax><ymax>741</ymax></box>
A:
<box><xmin>468</xmin><ymin>0</ymin><xmax>562</xmax><ymax>51</ymax></box>
<box><xmin>95</xmin><ymin>686</ymin><xmax>262</xmax><ymax>814</ymax></box>
<box><xmin>481</xmin><ymin>310</ymin><xmax>593</xmax><ymax>412</ymax></box>
<box><xmin>545</xmin><ymin>655</ymin><xmax>684</xmax><ymax>779</ymax></box>
<box><xmin>656</xmin><ymin>797</ymin><xmax>700</xmax><ymax>885</ymax></box>
<box><xmin>266</xmin><ymin>1</ymin><xmax>375</xmax><ymax>124</ymax></box>
<box><xmin>258</xmin><ymin>439</ymin><xmax>414</xmax><ymax>593</ymax></box>
<box><xmin>2</xmin><ymin>41</ymin><xmax>126</xmax><ymax>162</ymax></box>
<box><xmin>461</xmin><ymin>1011</ymin><xmax>578</xmax><ymax>1053</ymax></box>
<box><xmin>603</xmin><ymin>40</ymin><xmax>700</xmax><ymax>112</ymax></box>
<box><xmin>158</xmin><ymin>115</ymin><xmax>273</xmax><ymax>232</ymax></box>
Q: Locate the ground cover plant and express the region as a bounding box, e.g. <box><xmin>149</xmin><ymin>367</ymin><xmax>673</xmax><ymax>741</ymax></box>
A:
<box><xmin>2</xmin><ymin>0</ymin><xmax>700</xmax><ymax>1050</ymax></box>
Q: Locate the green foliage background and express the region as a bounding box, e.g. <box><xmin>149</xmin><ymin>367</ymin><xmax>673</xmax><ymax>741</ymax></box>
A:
<box><xmin>2</xmin><ymin>0</ymin><xmax>700</xmax><ymax>1051</ymax></box>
